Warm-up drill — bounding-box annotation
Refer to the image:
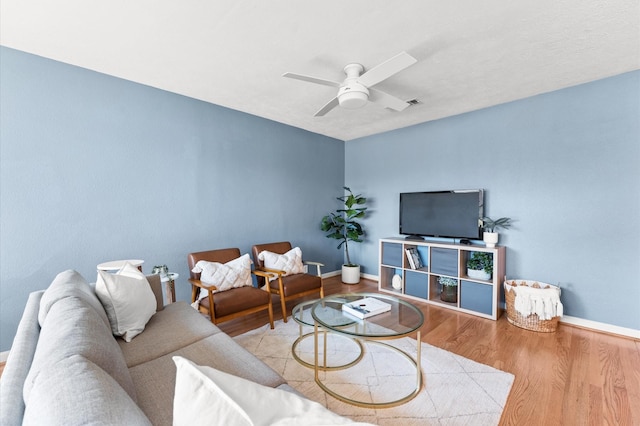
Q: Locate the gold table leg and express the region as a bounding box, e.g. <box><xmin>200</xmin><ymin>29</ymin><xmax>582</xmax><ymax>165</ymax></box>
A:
<box><xmin>313</xmin><ymin>324</ymin><xmax>423</xmax><ymax>408</ymax></box>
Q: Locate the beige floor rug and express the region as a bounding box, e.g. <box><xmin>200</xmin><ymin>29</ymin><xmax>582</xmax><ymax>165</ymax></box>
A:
<box><xmin>234</xmin><ymin>319</ymin><xmax>514</xmax><ymax>426</ymax></box>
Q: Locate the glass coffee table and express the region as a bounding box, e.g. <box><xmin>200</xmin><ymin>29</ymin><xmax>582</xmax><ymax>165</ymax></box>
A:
<box><xmin>291</xmin><ymin>299</ymin><xmax>365</xmax><ymax>370</ymax></box>
<box><xmin>308</xmin><ymin>293</ymin><xmax>424</xmax><ymax>408</ymax></box>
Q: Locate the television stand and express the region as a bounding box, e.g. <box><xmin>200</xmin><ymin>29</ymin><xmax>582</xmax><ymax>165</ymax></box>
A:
<box><xmin>378</xmin><ymin>238</ymin><xmax>505</xmax><ymax>320</ymax></box>
<box><xmin>404</xmin><ymin>235</ymin><xmax>425</xmax><ymax>241</ymax></box>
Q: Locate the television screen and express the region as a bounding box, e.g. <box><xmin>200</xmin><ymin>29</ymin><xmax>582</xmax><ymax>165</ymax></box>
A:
<box><xmin>399</xmin><ymin>190</ymin><xmax>484</xmax><ymax>240</ymax></box>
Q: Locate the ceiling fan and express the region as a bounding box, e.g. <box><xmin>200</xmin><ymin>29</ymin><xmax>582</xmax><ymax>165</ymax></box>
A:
<box><xmin>282</xmin><ymin>51</ymin><xmax>418</xmax><ymax>117</ymax></box>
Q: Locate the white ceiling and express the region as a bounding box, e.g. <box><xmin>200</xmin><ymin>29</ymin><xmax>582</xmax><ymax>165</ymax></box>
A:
<box><xmin>1</xmin><ymin>1</ymin><xmax>639</xmax><ymax>141</ymax></box>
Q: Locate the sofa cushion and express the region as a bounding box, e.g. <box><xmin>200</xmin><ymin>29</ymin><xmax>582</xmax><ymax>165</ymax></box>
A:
<box><xmin>147</xmin><ymin>273</ymin><xmax>165</xmax><ymax>312</ymax></box>
<box><xmin>23</xmin><ymin>354</ymin><xmax>151</xmax><ymax>426</ymax></box>
<box><xmin>0</xmin><ymin>291</ymin><xmax>43</xmax><ymax>425</ymax></box>
<box><xmin>172</xmin><ymin>356</ymin><xmax>361</xmax><ymax>426</ymax></box>
<box><xmin>24</xmin><ymin>296</ymin><xmax>137</xmax><ymax>403</ymax></box>
<box><xmin>118</xmin><ymin>301</ymin><xmax>221</xmax><ymax>368</ymax></box>
<box><xmin>96</xmin><ymin>262</ymin><xmax>157</xmax><ymax>342</ymax></box>
<box><xmin>128</xmin><ymin>332</ymin><xmax>286</xmax><ymax>426</ymax></box>
<box><xmin>38</xmin><ymin>269</ymin><xmax>109</xmax><ymax>329</ymax></box>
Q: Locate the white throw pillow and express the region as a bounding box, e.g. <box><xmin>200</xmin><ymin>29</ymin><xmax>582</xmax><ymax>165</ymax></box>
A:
<box><xmin>95</xmin><ymin>262</ymin><xmax>156</xmax><ymax>342</ymax></box>
<box><xmin>191</xmin><ymin>254</ymin><xmax>252</xmax><ymax>294</ymax></box>
<box><xmin>172</xmin><ymin>356</ymin><xmax>366</xmax><ymax>426</ymax></box>
<box><xmin>258</xmin><ymin>247</ymin><xmax>305</xmax><ymax>281</ymax></box>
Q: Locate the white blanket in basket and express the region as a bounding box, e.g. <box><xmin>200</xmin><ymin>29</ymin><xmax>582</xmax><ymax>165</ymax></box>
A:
<box><xmin>513</xmin><ymin>285</ymin><xmax>563</xmax><ymax>320</ymax></box>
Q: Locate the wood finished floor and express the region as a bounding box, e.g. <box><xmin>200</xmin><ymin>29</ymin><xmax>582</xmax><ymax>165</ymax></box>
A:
<box><xmin>1</xmin><ymin>276</ymin><xmax>637</xmax><ymax>425</ymax></box>
<box><xmin>220</xmin><ymin>276</ymin><xmax>640</xmax><ymax>426</ymax></box>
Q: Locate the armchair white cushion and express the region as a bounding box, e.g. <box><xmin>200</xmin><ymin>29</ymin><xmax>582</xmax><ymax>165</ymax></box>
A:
<box><xmin>191</xmin><ymin>253</ymin><xmax>252</xmax><ymax>294</ymax></box>
<box><xmin>258</xmin><ymin>247</ymin><xmax>305</xmax><ymax>281</ymax></box>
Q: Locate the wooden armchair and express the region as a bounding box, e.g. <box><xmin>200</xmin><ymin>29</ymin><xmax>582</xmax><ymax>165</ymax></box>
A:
<box><xmin>251</xmin><ymin>241</ymin><xmax>324</xmax><ymax>322</ymax></box>
<box><xmin>187</xmin><ymin>248</ymin><xmax>274</xmax><ymax>329</ymax></box>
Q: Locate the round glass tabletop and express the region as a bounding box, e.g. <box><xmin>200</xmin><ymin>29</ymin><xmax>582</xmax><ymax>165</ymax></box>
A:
<box><xmin>292</xmin><ymin>298</ymin><xmax>355</xmax><ymax>328</ymax></box>
<box><xmin>311</xmin><ymin>292</ymin><xmax>424</xmax><ymax>338</ymax></box>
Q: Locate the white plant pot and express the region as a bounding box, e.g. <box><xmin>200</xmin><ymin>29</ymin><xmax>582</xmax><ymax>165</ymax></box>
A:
<box><xmin>483</xmin><ymin>231</ymin><xmax>499</xmax><ymax>248</ymax></box>
<box><xmin>467</xmin><ymin>268</ymin><xmax>491</xmax><ymax>281</ymax></box>
<box><xmin>342</xmin><ymin>264</ymin><xmax>360</xmax><ymax>284</ymax></box>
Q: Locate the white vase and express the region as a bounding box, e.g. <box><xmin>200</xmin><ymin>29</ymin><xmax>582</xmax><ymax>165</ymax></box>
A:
<box><xmin>342</xmin><ymin>264</ymin><xmax>360</xmax><ymax>284</ymax></box>
<box><xmin>483</xmin><ymin>231</ymin><xmax>499</xmax><ymax>248</ymax></box>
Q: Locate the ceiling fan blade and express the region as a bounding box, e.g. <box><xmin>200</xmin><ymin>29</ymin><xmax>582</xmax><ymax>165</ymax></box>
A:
<box><xmin>368</xmin><ymin>87</ymin><xmax>410</xmax><ymax>112</ymax></box>
<box><xmin>314</xmin><ymin>97</ymin><xmax>340</xmax><ymax>116</ymax></box>
<box><xmin>282</xmin><ymin>72</ymin><xmax>341</xmax><ymax>88</ymax></box>
<box><xmin>357</xmin><ymin>51</ymin><xmax>417</xmax><ymax>88</ymax></box>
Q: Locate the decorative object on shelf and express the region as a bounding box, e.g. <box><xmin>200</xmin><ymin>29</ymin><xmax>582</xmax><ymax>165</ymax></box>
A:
<box><xmin>320</xmin><ymin>186</ymin><xmax>367</xmax><ymax>284</ymax></box>
<box><xmin>438</xmin><ymin>276</ymin><xmax>458</xmax><ymax>303</ymax></box>
<box><xmin>466</xmin><ymin>252</ymin><xmax>493</xmax><ymax>280</ymax></box>
<box><xmin>504</xmin><ymin>279</ymin><xmax>563</xmax><ymax>332</ymax></box>
<box><xmin>481</xmin><ymin>216</ymin><xmax>512</xmax><ymax>248</ymax></box>
<box><xmin>391</xmin><ymin>274</ymin><xmax>402</xmax><ymax>290</ymax></box>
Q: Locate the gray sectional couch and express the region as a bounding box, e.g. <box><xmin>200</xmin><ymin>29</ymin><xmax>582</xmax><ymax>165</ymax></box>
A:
<box><xmin>0</xmin><ymin>270</ymin><xmax>293</xmax><ymax>425</ymax></box>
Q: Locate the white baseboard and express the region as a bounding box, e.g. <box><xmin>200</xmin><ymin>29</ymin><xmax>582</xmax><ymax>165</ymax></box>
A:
<box><xmin>1</xmin><ymin>350</ymin><xmax>8</xmax><ymax>363</ymax></box>
<box><xmin>559</xmin><ymin>315</ymin><xmax>640</xmax><ymax>339</ymax></box>
<box><xmin>363</xmin><ymin>275</ymin><xmax>639</xmax><ymax>340</ymax></box>
<box><xmin>361</xmin><ymin>272</ymin><xmax>377</xmax><ymax>281</ymax></box>
<box><xmin>322</xmin><ymin>270</ymin><xmax>342</xmax><ymax>279</ymax></box>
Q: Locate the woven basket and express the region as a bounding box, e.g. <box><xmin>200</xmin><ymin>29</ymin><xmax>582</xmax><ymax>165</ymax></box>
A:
<box><xmin>504</xmin><ymin>280</ymin><xmax>561</xmax><ymax>332</ymax></box>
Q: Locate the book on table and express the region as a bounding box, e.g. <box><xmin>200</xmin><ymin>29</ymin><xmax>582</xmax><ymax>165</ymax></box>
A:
<box><xmin>341</xmin><ymin>297</ymin><xmax>392</xmax><ymax>319</ymax></box>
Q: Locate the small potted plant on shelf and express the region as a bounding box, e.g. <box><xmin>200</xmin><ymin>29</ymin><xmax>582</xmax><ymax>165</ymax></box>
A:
<box><xmin>152</xmin><ymin>265</ymin><xmax>169</xmax><ymax>279</ymax></box>
<box><xmin>482</xmin><ymin>216</ymin><xmax>512</xmax><ymax>247</ymax></box>
<box><xmin>320</xmin><ymin>187</ymin><xmax>367</xmax><ymax>284</ymax></box>
<box><xmin>438</xmin><ymin>276</ymin><xmax>458</xmax><ymax>303</ymax></box>
<box><xmin>466</xmin><ymin>252</ymin><xmax>493</xmax><ymax>280</ymax></box>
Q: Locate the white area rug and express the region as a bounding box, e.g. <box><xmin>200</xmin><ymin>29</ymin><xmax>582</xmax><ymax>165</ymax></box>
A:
<box><xmin>234</xmin><ymin>319</ymin><xmax>514</xmax><ymax>425</ymax></box>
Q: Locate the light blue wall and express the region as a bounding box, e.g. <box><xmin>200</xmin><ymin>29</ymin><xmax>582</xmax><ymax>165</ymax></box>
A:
<box><xmin>0</xmin><ymin>47</ymin><xmax>345</xmax><ymax>351</ymax></box>
<box><xmin>346</xmin><ymin>71</ymin><xmax>640</xmax><ymax>330</ymax></box>
<box><xmin>2</xmin><ymin>46</ymin><xmax>638</xmax><ymax>351</ymax></box>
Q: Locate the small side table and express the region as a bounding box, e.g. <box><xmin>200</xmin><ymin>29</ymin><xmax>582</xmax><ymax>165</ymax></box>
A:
<box><xmin>97</xmin><ymin>259</ymin><xmax>144</xmax><ymax>272</ymax></box>
<box><xmin>161</xmin><ymin>273</ymin><xmax>179</xmax><ymax>304</ymax></box>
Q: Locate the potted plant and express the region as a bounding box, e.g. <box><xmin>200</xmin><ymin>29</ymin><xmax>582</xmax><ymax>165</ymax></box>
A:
<box><xmin>438</xmin><ymin>276</ymin><xmax>458</xmax><ymax>303</ymax></box>
<box><xmin>482</xmin><ymin>216</ymin><xmax>512</xmax><ymax>247</ymax></box>
<box><xmin>466</xmin><ymin>252</ymin><xmax>493</xmax><ymax>280</ymax></box>
<box><xmin>152</xmin><ymin>264</ymin><xmax>169</xmax><ymax>279</ymax></box>
<box><xmin>320</xmin><ymin>187</ymin><xmax>367</xmax><ymax>284</ymax></box>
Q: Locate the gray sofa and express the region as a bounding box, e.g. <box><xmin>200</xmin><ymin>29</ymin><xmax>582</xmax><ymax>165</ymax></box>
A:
<box><xmin>0</xmin><ymin>270</ymin><xmax>293</xmax><ymax>425</ymax></box>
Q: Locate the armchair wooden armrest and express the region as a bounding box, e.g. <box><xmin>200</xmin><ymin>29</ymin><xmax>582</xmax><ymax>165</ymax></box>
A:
<box><xmin>303</xmin><ymin>261</ymin><xmax>324</xmax><ymax>277</ymax></box>
<box><xmin>252</xmin><ymin>269</ymin><xmax>276</xmax><ymax>283</ymax></box>
<box><xmin>259</xmin><ymin>266</ymin><xmax>287</xmax><ymax>277</ymax></box>
<box><xmin>188</xmin><ymin>278</ymin><xmax>217</xmax><ymax>303</ymax></box>
<box><xmin>252</xmin><ymin>270</ymin><xmax>272</xmax><ymax>278</ymax></box>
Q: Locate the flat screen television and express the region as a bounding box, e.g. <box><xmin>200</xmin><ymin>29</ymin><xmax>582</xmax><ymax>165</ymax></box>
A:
<box><xmin>399</xmin><ymin>190</ymin><xmax>484</xmax><ymax>240</ymax></box>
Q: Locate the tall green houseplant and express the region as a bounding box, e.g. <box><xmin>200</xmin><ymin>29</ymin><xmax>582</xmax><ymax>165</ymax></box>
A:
<box><xmin>320</xmin><ymin>187</ymin><xmax>367</xmax><ymax>268</ymax></box>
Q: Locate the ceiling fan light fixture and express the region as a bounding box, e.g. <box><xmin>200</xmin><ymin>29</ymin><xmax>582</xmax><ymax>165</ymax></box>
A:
<box><xmin>338</xmin><ymin>84</ymin><xmax>369</xmax><ymax>109</ymax></box>
<box><xmin>283</xmin><ymin>52</ymin><xmax>417</xmax><ymax>116</ymax></box>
